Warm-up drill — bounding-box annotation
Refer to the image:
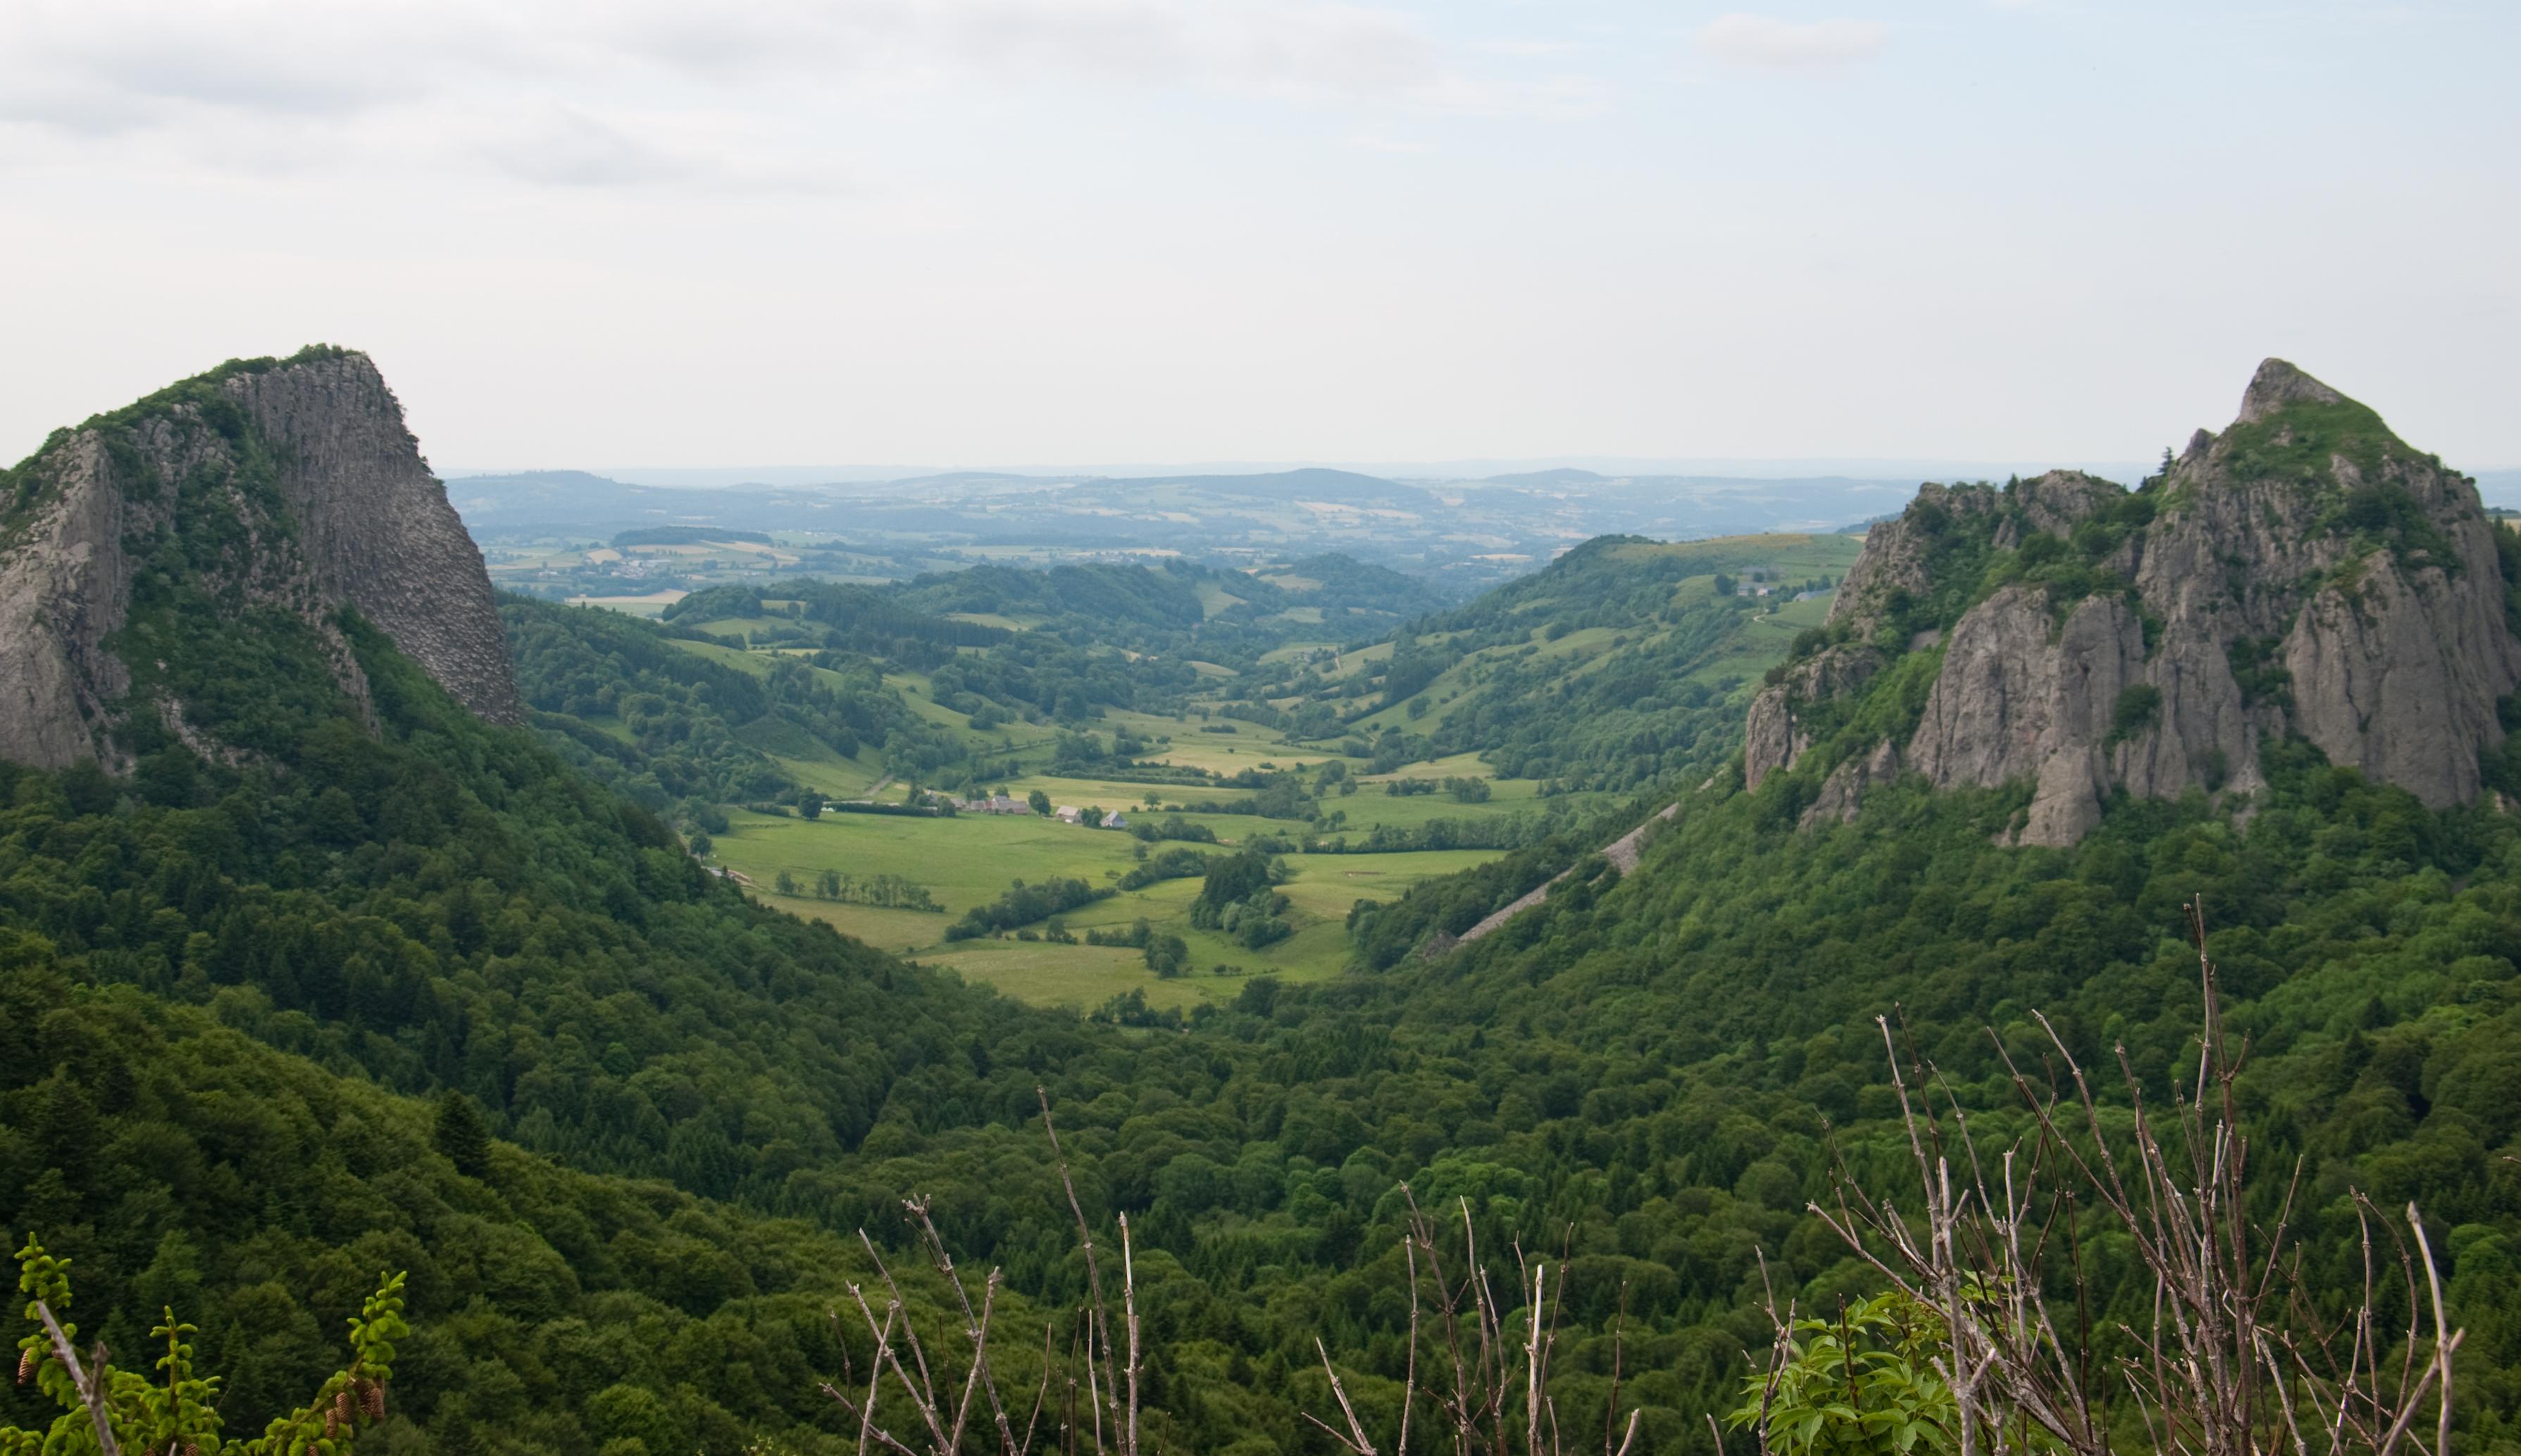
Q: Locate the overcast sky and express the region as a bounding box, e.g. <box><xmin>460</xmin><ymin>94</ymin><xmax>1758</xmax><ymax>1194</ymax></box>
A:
<box><xmin>3</xmin><ymin>1</ymin><xmax>2513</xmax><ymax>474</ymax></box>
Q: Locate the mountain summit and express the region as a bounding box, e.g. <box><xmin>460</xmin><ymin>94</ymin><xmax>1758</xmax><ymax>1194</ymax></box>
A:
<box><xmin>2235</xmin><ymin>355</ymin><xmax>2350</xmax><ymax>424</ymax></box>
<box><xmin>0</xmin><ymin>347</ymin><xmax>520</xmax><ymax>769</ymax></box>
<box><xmin>1747</xmin><ymin>359</ymin><xmax>2521</xmax><ymax>843</ymax></box>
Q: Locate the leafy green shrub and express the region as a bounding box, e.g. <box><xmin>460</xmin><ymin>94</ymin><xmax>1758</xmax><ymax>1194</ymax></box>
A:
<box><xmin>1728</xmin><ymin>1295</ymin><xmax>1955</xmax><ymax>1455</ymax></box>
<box><xmin>5</xmin><ymin>1235</ymin><xmax>408</xmax><ymax>1456</ymax></box>
<box><xmin>2108</xmin><ymin>683</ymin><xmax>2162</xmax><ymax>745</ymax></box>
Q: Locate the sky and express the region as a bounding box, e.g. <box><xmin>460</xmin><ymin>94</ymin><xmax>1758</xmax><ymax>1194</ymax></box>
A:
<box><xmin>2</xmin><ymin>0</ymin><xmax>2515</xmax><ymax>475</ymax></box>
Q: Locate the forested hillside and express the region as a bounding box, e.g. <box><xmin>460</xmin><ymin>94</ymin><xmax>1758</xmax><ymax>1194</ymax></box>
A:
<box><xmin>1234</xmin><ymin>533</ymin><xmax>1862</xmax><ymax>789</ymax></box>
<box><xmin>5</xmin><ymin>354</ymin><xmax>2518</xmax><ymax>1455</ymax></box>
<box><xmin>13</xmin><ymin>609</ymin><xmax>2521</xmax><ymax>1452</ymax></box>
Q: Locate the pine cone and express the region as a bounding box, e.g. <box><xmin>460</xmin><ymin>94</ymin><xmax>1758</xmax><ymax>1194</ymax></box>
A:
<box><xmin>336</xmin><ymin>1387</ymin><xmax>354</xmax><ymax>1424</ymax></box>
<box><xmin>323</xmin><ymin>1410</ymin><xmax>340</xmax><ymax>1438</ymax></box>
<box><xmin>362</xmin><ymin>1379</ymin><xmax>385</xmax><ymax>1420</ymax></box>
<box><xmin>15</xmin><ymin>1347</ymin><xmax>33</xmax><ymax>1384</ymax></box>
<box><xmin>185</xmin><ymin>1444</ymin><xmax>201</xmax><ymax>1456</ymax></box>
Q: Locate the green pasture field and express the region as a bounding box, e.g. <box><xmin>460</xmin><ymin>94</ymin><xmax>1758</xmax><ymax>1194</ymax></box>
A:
<box><xmin>1257</xmin><ymin>640</ymin><xmax>1345</xmax><ymax>666</ymax></box>
<box><xmin>1274</xmin><ymin>848</ymin><xmax>1500</xmax><ymax>916</ymax></box>
<box><xmin>921</xmin><ymin>941</ymin><xmax>1223</xmax><ymax>1014</ymax></box>
<box><xmin>573</xmin><ymin>713</ymin><xmax>637</xmax><ymax>745</ymax></box>
<box><xmin>706</xmin><ymin>806</ymin><xmax>1515</xmax><ymax>1008</ymax></box>
<box><xmin>1600</xmin><ymin>533</ymin><xmax>1865</xmax><ymax>576</ymax></box>
<box><xmin>712</xmin><ymin>807</ymin><xmax>1140</xmax><ymax>913</ymax></box>
<box><xmin>880</xmin><ymin>671</ymin><xmax>978</xmax><ymax>730</ymax></box>
<box><xmin>1368</xmin><ymin>750</ymin><xmax>1493</xmax><ymax>782</ymax></box>
<box><xmin>996</xmin><ymin>773</ymin><xmax>1262</xmax><ymax>813</ymax></box>
<box><xmin>764</xmin><ymin>748</ymin><xmax>889</xmax><ymax>799</ymax></box>
<box><xmin>1675</xmin><ymin>597</ymin><xmax>1838</xmax><ymax>694</ymax></box>
<box><xmin>1328</xmin><ymin>758</ymin><xmax>1603</xmax><ymax>833</ymax></box>
<box><xmin>559</xmin><ymin>592</ymin><xmax>687</xmax><ymax>618</ymax></box>
<box><xmin>1095</xmin><ymin>709</ymin><xmax>1345</xmax><ymax>776</ymax></box>
<box><xmin>668</xmin><ymin>637</ymin><xmax>772</xmax><ymax>676</ymax></box>
<box><xmin>1193</xmin><ymin>580</ymin><xmax>1250</xmax><ymax>617</ymax></box>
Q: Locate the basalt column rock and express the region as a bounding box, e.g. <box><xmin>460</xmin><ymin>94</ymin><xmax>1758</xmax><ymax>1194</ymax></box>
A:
<box><xmin>0</xmin><ymin>349</ymin><xmax>521</xmax><ymax>769</ymax></box>
<box><xmin>236</xmin><ymin>353</ymin><xmax>523</xmax><ymax>729</ymax></box>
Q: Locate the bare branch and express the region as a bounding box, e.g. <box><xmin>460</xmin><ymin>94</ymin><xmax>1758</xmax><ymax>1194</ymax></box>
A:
<box><xmin>33</xmin><ymin>1302</ymin><xmax>120</xmax><ymax>1456</ymax></box>
<box><xmin>1039</xmin><ymin>1087</ymin><xmax>1123</xmax><ymax>1455</ymax></box>
<box><xmin>1308</xmin><ymin>1336</ymin><xmax>1379</xmax><ymax>1456</ymax></box>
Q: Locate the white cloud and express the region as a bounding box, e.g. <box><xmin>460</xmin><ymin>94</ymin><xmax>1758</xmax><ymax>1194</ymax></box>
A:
<box><xmin>1695</xmin><ymin>13</ymin><xmax>1889</xmax><ymax>70</ymax></box>
<box><xmin>0</xmin><ymin>0</ymin><xmax>1463</xmax><ymax>187</ymax></box>
<box><xmin>459</xmin><ymin>102</ymin><xmax>849</xmax><ymax>194</ymax></box>
<box><xmin>0</xmin><ymin>0</ymin><xmax>1441</xmax><ymax>123</ymax></box>
<box><xmin>1344</xmin><ymin>132</ymin><xmax>1435</xmax><ymax>154</ymax></box>
<box><xmin>1471</xmin><ymin>37</ymin><xmax>1588</xmax><ymax>58</ymax></box>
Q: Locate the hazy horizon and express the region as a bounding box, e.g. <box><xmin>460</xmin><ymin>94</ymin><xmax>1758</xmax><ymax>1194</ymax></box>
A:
<box><xmin>437</xmin><ymin>456</ymin><xmax>2165</xmax><ymax>487</ymax></box>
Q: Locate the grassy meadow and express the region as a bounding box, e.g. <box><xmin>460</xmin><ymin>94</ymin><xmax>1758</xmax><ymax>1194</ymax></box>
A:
<box><xmin>701</xmin><ymin>704</ymin><xmax>1536</xmax><ymax>1011</ymax></box>
<box><xmin>634</xmin><ymin>530</ymin><xmax>1860</xmax><ymax>1009</ymax></box>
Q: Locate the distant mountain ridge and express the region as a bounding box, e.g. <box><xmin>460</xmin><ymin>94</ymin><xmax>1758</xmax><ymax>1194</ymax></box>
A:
<box><xmin>440</xmin><ymin>463</ymin><xmax>1941</xmax><ymax>576</ymax></box>
<box><xmin>1746</xmin><ymin>359</ymin><xmax>2521</xmax><ymax>843</ymax></box>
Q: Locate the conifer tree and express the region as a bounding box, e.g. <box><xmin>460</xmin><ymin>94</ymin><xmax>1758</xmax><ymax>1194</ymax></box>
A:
<box><xmin>432</xmin><ymin>1090</ymin><xmax>491</xmax><ymax>1181</ymax></box>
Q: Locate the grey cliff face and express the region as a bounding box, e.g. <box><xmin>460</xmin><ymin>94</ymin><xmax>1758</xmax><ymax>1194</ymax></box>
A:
<box><xmin>1743</xmin><ymin>644</ymin><xmax>1881</xmax><ymax>790</ymax></box>
<box><xmin>1741</xmin><ymin>482</ymin><xmax>2003</xmax><ymax>790</ymax></box>
<box><xmin>1906</xmin><ymin>585</ymin><xmax>2147</xmax><ymax>846</ymax></box>
<box><xmin>1747</xmin><ymin>359</ymin><xmax>2521</xmax><ymax>844</ymax></box>
<box><xmin>0</xmin><ymin>350</ymin><xmax>521</xmax><ymax>769</ymax></box>
<box><xmin>232</xmin><ymin>353</ymin><xmax>523</xmax><ymax>729</ymax></box>
<box><xmin>0</xmin><ymin>433</ymin><xmax>137</xmax><ymax>768</ymax></box>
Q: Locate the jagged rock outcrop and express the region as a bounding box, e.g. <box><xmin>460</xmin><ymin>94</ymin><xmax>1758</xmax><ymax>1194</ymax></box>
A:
<box><xmin>0</xmin><ymin>349</ymin><xmax>521</xmax><ymax>769</ymax></box>
<box><xmin>1743</xmin><ymin>482</ymin><xmax>2012</xmax><ymax>790</ymax></box>
<box><xmin>1743</xmin><ymin>643</ymin><xmax>1883</xmax><ymax>790</ymax></box>
<box><xmin>1802</xmin><ymin>738</ymin><xmax>1900</xmax><ymax>828</ymax></box>
<box><xmin>1824</xmin><ymin>483</ymin><xmax>2006</xmax><ymax>636</ymax></box>
<box><xmin>1905</xmin><ymin>585</ymin><xmax>2148</xmax><ymax>845</ymax></box>
<box><xmin>1747</xmin><ymin>359</ymin><xmax>2521</xmax><ymax>843</ymax></box>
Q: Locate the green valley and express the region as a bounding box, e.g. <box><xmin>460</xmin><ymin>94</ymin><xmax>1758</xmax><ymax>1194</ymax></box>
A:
<box><xmin>4</xmin><ymin>352</ymin><xmax>2513</xmax><ymax>1456</ymax></box>
<box><xmin>513</xmin><ymin>532</ymin><xmax>1863</xmax><ymax>1010</ymax></box>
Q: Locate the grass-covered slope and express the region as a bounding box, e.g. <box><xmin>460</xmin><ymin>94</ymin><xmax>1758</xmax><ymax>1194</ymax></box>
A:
<box><xmin>1239</xmin><ymin>533</ymin><xmax>1863</xmax><ymax>789</ymax></box>
<box><xmin>504</xmin><ymin>595</ymin><xmax>978</xmax><ymax>807</ymax></box>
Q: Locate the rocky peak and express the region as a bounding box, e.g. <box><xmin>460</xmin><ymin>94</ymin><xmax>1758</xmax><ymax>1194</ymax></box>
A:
<box><xmin>2017</xmin><ymin>469</ymin><xmax>2120</xmax><ymax>532</ymax></box>
<box><xmin>2235</xmin><ymin>356</ymin><xmax>2348</xmax><ymax>425</ymax></box>
<box><xmin>1743</xmin><ymin>361</ymin><xmax>2521</xmax><ymax>842</ymax></box>
<box><xmin>0</xmin><ymin>348</ymin><xmax>521</xmax><ymax>770</ymax></box>
<box><xmin>1823</xmin><ymin>483</ymin><xmax>2003</xmax><ymax>637</ymax></box>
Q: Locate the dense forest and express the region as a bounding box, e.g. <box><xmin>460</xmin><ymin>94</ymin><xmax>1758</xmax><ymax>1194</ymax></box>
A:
<box><xmin>503</xmin><ymin>550</ymin><xmax>1470</xmax><ymax>824</ymax></box>
<box><xmin>7</xmin><ymin>592</ymin><xmax>2521</xmax><ymax>1451</ymax></box>
<box><xmin>4</xmin><ymin>363</ymin><xmax>2516</xmax><ymax>1453</ymax></box>
<box><xmin>671</xmin><ymin>554</ymin><xmax>1449</xmax><ymax>666</ymax></box>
